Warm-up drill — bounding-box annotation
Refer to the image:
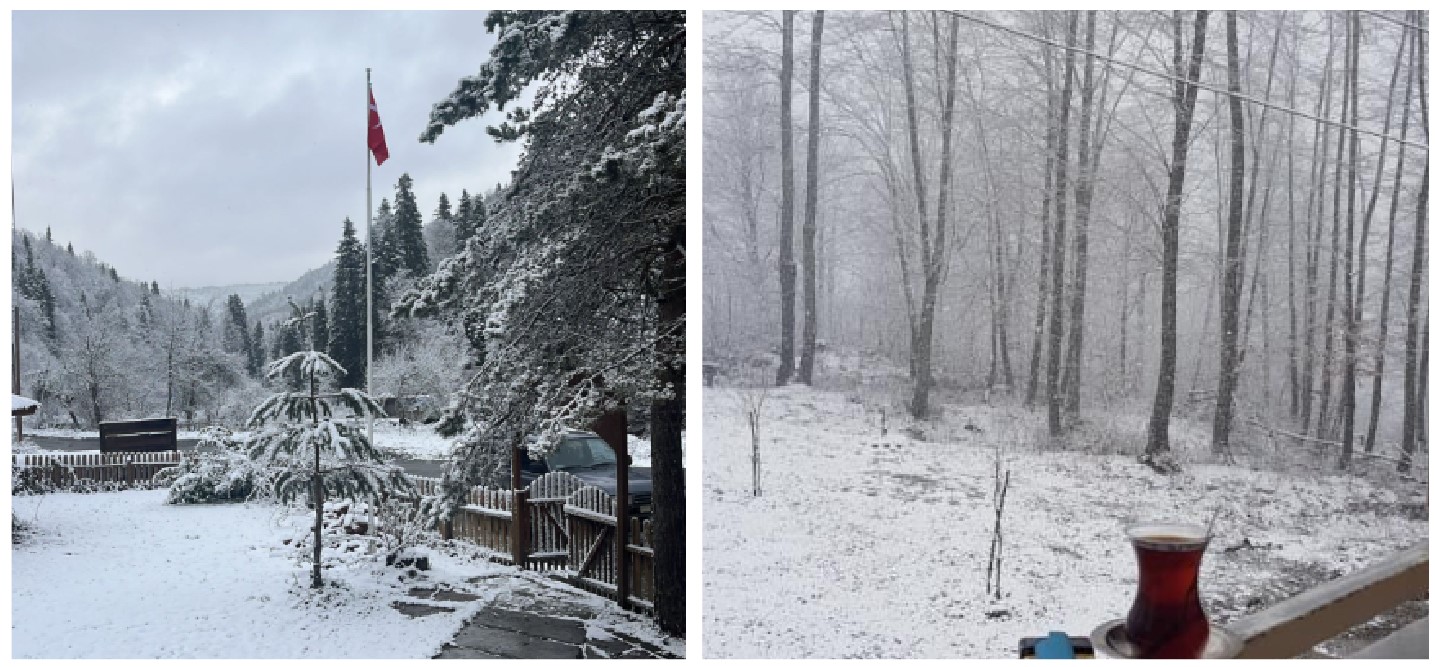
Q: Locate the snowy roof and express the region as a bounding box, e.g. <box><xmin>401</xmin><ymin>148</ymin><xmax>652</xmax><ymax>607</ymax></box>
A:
<box><xmin>12</xmin><ymin>394</ymin><xmax>40</xmax><ymax>415</ymax></box>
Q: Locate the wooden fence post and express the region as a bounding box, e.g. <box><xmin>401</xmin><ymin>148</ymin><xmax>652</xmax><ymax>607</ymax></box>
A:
<box><xmin>511</xmin><ymin>441</ymin><xmax>528</xmax><ymax>568</ymax></box>
<box><xmin>592</xmin><ymin>409</ymin><xmax>630</xmax><ymax>610</ymax></box>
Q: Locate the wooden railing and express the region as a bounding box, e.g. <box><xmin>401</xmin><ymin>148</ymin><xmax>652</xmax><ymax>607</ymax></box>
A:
<box><xmin>1225</xmin><ymin>541</ymin><xmax>1428</xmax><ymax>658</ymax></box>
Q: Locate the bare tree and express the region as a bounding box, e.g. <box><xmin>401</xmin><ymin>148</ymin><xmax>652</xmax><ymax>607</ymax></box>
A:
<box><xmin>799</xmin><ymin>11</ymin><xmax>826</xmax><ymax>385</ymax></box>
<box><xmin>777</xmin><ymin>11</ymin><xmax>797</xmax><ymax>386</ymax></box>
<box><xmin>900</xmin><ymin>11</ymin><xmax>960</xmax><ymax>420</ymax></box>
<box><xmin>1045</xmin><ymin>12</ymin><xmax>1077</xmax><ymax>437</ymax></box>
<box><xmin>1146</xmin><ymin>10</ymin><xmax>1209</xmax><ymax>460</ymax></box>
<box><xmin>1212</xmin><ymin>10</ymin><xmax>1247</xmax><ymax>456</ymax></box>
<box><xmin>1337</xmin><ymin>12</ymin><xmax>1360</xmax><ymax>469</ymax></box>
<box><xmin>1362</xmin><ymin>21</ymin><xmax>1412</xmax><ymax>452</ymax></box>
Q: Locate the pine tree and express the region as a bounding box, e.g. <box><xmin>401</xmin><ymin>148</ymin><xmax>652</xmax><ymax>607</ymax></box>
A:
<box><xmin>455</xmin><ymin>190</ymin><xmax>474</xmax><ymax>249</ymax></box>
<box><xmin>44</xmin><ymin>227</ymin><xmax>52</xmax><ymax>243</ymax></box>
<box><xmin>151</xmin><ymin>281</ymin><xmax>160</xmax><ymax>295</ymax></box>
<box><xmin>251</xmin><ymin>321</ymin><xmax>267</xmax><ymax>377</ymax></box>
<box><xmin>222</xmin><ymin>294</ymin><xmax>253</xmax><ymax>360</ymax></box>
<box><xmin>311</xmin><ymin>295</ymin><xmax>330</xmax><ymax>359</ymax></box>
<box><xmin>416</xmin><ymin>9</ymin><xmax>685</xmax><ymax>636</ymax></box>
<box><xmin>246</xmin><ymin>346</ymin><xmax>410</xmax><ymax>589</ymax></box>
<box><xmin>372</xmin><ymin>198</ymin><xmax>400</xmax><ymax>285</ymax></box>
<box><xmin>454</xmin><ymin>189</ymin><xmax>487</xmax><ymax>250</ymax></box>
<box><xmin>66</xmin><ymin>242</ymin><xmax>73</xmax><ymax>255</ymax></box>
<box><xmin>392</xmin><ymin>173</ymin><xmax>429</xmax><ymax>277</ymax></box>
<box><xmin>330</xmin><ymin>218</ymin><xmax>368</xmax><ymax>389</ymax></box>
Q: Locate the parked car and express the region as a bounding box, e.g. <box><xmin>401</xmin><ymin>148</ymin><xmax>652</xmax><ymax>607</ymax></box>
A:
<box><xmin>519</xmin><ymin>431</ymin><xmax>653</xmax><ymax>516</ymax></box>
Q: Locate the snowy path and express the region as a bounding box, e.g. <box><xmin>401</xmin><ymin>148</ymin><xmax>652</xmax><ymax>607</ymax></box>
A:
<box><xmin>703</xmin><ymin>386</ymin><xmax>1427</xmax><ymax>658</ymax></box>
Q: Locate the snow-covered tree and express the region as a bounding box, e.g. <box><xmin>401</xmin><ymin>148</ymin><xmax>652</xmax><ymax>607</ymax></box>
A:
<box><xmin>329</xmin><ymin>218</ymin><xmax>368</xmax><ymax>389</ymax></box>
<box><xmin>407</xmin><ymin>9</ymin><xmax>686</xmax><ymax>636</ymax></box>
<box><xmin>391</xmin><ymin>173</ymin><xmax>429</xmax><ymax>278</ymax></box>
<box><xmin>245</xmin><ymin>324</ymin><xmax>411</xmax><ymax>588</ymax></box>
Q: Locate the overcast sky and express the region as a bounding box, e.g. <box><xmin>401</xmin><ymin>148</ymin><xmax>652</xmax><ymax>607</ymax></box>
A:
<box><xmin>12</xmin><ymin>10</ymin><xmax>523</xmax><ymax>288</ymax></box>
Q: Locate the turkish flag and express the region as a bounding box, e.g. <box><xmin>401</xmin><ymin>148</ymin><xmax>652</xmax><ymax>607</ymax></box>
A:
<box><xmin>368</xmin><ymin>89</ymin><xmax>389</xmax><ymax>166</ymax></box>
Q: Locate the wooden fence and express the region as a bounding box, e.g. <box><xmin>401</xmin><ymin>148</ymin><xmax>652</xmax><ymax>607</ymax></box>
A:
<box><xmin>411</xmin><ymin>472</ymin><xmax>658</xmax><ymax>610</ymax></box>
<box><xmin>12</xmin><ymin>451</ymin><xmax>184</xmax><ymax>491</ymax></box>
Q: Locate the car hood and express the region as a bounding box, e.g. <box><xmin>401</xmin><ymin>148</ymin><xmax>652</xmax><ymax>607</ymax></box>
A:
<box><xmin>561</xmin><ymin>465</ymin><xmax>652</xmax><ymax>499</ymax></box>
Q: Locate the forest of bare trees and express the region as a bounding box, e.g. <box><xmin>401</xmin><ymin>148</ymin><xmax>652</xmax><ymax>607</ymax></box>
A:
<box><xmin>704</xmin><ymin>10</ymin><xmax>1428</xmax><ymax>472</ymax></box>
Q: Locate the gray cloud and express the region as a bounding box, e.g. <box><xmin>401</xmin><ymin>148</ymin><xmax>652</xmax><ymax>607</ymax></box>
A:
<box><xmin>12</xmin><ymin>10</ymin><xmax>522</xmax><ymax>288</ymax></box>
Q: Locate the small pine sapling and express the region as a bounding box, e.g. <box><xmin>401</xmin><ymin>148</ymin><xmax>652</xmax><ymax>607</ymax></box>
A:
<box><xmin>246</xmin><ymin>307</ymin><xmax>413</xmax><ymax>588</ymax></box>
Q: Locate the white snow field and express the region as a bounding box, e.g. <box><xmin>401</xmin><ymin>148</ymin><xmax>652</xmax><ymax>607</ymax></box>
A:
<box><xmin>703</xmin><ymin>382</ymin><xmax>1428</xmax><ymax>658</ymax></box>
<box><xmin>12</xmin><ymin>489</ymin><xmax>644</xmax><ymax>659</ymax></box>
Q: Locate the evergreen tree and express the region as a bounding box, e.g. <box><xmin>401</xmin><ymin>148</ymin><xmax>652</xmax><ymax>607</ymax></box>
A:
<box><xmin>151</xmin><ymin>281</ymin><xmax>160</xmax><ymax>295</ymax></box>
<box><xmin>455</xmin><ymin>190</ymin><xmax>474</xmax><ymax>249</ymax></box>
<box><xmin>310</xmin><ymin>294</ymin><xmax>330</xmax><ymax>359</ymax></box>
<box><xmin>330</xmin><ymin>218</ymin><xmax>368</xmax><ymax>389</ymax></box>
<box><xmin>66</xmin><ymin>242</ymin><xmax>74</xmax><ymax>255</ymax></box>
<box><xmin>222</xmin><ymin>294</ymin><xmax>253</xmax><ymax>360</ymax></box>
<box><xmin>246</xmin><ymin>347</ymin><xmax>410</xmax><ymax>589</ymax></box>
<box><xmin>415</xmin><ymin>9</ymin><xmax>685</xmax><ymax>635</ymax></box>
<box><xmin>44</xmin><ymin>227</ymin><xmax>52</xmax><ymax>244</ymax></box>
<box><xmin>434</xmin><ymin>192</ymin><xmax>452</xmax><ymax>229</ymax></box>
<box><xmin>251</xmin><ymin>321</ymin><xmax>267</xmax><ymax>377</ymax></box>
<box><xmin>108</xmin><ymin>266</ymin><xmax>119</xmax><ymax>282</ymax></box>
<box><xmin>371</xmin><ymin>198</ymin><xmax>400</xmax><ymax>285</ymax></box>
<box><xmin>391</xmin><ymin>173</ymin><xmax>429</xmax><ymax>276</ymax></box>
<box><xmin>455</xmin><ymin>190</ymin><xmax>487</xmax><ymax>250</ymax></box>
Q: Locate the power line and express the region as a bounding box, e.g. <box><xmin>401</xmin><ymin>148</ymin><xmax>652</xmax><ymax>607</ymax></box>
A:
<box><xmin>947</xmin><ymin>10</ymin><xmax>1429</xmax><ymax>152</ymax></box>
<box><xmin>1358</xmin><ymin>10</ymin><xmax>1427</xmax><ymax>35</ymax></box>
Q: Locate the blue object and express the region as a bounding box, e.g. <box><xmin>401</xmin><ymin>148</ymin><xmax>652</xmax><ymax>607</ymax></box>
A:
<box><xmin>1035</xmin><ymin>632</ymin><xmax>1076</xmax><ymax>659</ymax></box>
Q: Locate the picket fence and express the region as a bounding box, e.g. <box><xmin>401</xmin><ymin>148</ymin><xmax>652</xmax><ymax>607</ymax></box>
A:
<box><xmin>411</xmin><ymin>472</ymin><xmax>657</xmax><ymax>610</ymax></box>
<box><xmin>12</xmin><ymin>451</ymin><xmax>183</xmax><ymax>491</ymax></box>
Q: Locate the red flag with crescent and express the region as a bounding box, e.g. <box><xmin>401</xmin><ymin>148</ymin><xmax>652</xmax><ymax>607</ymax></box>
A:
<box><xmin>368</xmin><ymin>89</ymin><xmax>389</xmax><ymax>166</ymax></box>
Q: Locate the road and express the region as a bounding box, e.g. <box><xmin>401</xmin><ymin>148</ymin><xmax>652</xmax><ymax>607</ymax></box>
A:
<box><xmin>22</xmin><ymin>436</ymin><xmax>446</xmax><ymax>477</ymax></box>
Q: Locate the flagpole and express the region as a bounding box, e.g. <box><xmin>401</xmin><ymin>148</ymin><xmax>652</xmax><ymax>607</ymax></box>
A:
<box><xmin>365</xmin><ymin>68</ymin><xmax>375</xmax><ymax>449</ymax></box>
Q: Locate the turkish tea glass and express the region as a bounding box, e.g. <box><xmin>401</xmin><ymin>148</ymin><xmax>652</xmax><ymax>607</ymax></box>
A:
<box><xmin>1123</xmin><ymin>523</ymin><xmax>1211</xmax><ymax>659</ymax></box>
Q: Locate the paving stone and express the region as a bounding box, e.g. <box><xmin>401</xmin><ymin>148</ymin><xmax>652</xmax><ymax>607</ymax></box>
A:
<box><xmin>461</xmin><ymin>607</ymin><xmax>589</xmax><ymax>646</ymax></box>
<box><xmin>445</xmin><ymin>624</ymin><xmax>582</xmax><ymax>659</ymax></box>
<box><xmin>432</xmin><ymin>589</ymin><xmax>482</xmax><ymax>603</ymax></box>
<box><xmin>392</xmin><ymin>601</ymin><xmax>456</xmax><ymax>618</ymax></box>
<box><xmin>433</xmin><ymin>645</ymin><xmax>503</xmax><ymax>659</ymax></box>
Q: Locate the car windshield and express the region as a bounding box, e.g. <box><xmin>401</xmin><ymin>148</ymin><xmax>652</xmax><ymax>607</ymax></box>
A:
<box><xmin>544</xmin><ymin>435</ymin><xmax>618</xmax><ymax>471</ymax></box>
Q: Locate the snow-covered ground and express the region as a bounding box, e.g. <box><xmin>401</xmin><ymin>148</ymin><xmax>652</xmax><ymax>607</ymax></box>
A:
<box><xmin>367</xmin><ymin>419</ymin><xmax>657</xmax><ymax>467</ymax></box>
<box><xmin>703</xmin><ymin>383</ymin><xmax>1428</xmax><ymax>658</ymax></box>
<box><xmin>11</xmin><ymin>489</ymin><xmax>678</xmax><ymax>658</ymax></box>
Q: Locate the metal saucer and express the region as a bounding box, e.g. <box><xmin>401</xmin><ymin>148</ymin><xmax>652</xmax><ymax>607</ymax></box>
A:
<box><xmin>1091</xmin><ymin>619</ymin><xmax>1244</xmax><ymax>659</ymax></box>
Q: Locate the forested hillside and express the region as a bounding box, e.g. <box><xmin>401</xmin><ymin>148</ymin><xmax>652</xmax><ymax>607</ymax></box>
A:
<box><xmin>12</xmin><ymin>227</ymin><xmax>257</xmax><ymax>427</ymax></box>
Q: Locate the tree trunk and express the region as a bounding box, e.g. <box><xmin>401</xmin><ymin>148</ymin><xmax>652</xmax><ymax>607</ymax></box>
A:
<box><xmin>1338</xmin><ymin>13</ymin><xmax>1360</xmax><ymax>469</ymax></box>
<box><xmin>798</xmin><ymin>11</ymin><xmax>824</xmax><ymax>385</ymax></box>
<box><xmin>776</xmin><ymin>11</ymin><xmax>797</xmax><ymax>386</ymax></box>
<box><xmin>1046</xmin><ymin>11</ymin><xmax>1078</xmax><ymax>437</ymax></box>
<box><xmin>1399</xmin><ymin>166</ymin><xmax>1428</xmax><ymax>473</ymax></box>
<box><xmin>1212</xmin><ymin>11</ymin><xmax>1246</xmax><ymax>456</ymax></box>
<box><xmin>902</xmin><ymin>12</ymin><xmax>959</xmax><ymax>420</ymax></box>
<box><xmin>1146</xmin><ymin>10</ymin><xmax>1209</xmax><ymax>458</ymax></box>
<box><xmin>1301</xmin><ymin>16</ymin><xmax>1338</xmax><ymax>434</ymax></box>
<box><xmin>1062</xmin><ymin>10</ymin><xmax>1098</xmax><ymax>423</ymax></box>
<box><xmin>652</xmin><ymin>216</ymin><xmax>687</xmax><ymax>635</ymax></box>
<box><xmin>1318</xmin><ymin>18</ymin><xmax>1351</xmax><ymax>441</ymax></box>
<box><xmin>1026</xmin><ymin>48</ymin><xmax>1058</xmax><ymax>408</ymax></box>
<box><xmin>1363</xmin><ymin>22</ymin><xmax>1411</xmax><ymax>452</ymax></box>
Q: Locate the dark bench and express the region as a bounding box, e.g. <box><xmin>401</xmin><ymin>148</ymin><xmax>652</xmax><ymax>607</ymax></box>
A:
<box><xmin>99</xmin><ymin>418</ymin><xmax>178</xmax><ymax>453</ymax></box>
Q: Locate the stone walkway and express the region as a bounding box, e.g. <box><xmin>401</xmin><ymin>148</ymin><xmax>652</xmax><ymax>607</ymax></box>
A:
<box><xmin>392</xmin><ymin>573</ymin><xmax>678</xmax><ymax>659</ymax></box>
